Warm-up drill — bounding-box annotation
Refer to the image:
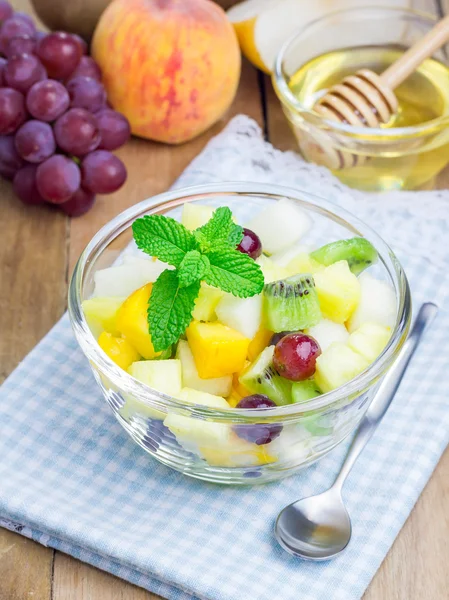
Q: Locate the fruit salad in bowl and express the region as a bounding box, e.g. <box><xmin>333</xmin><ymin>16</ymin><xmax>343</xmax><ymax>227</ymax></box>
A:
<box><xmin>68</xmin><ymin>183</ymin><xmax>411</xmax><ymax>484</ymax></box>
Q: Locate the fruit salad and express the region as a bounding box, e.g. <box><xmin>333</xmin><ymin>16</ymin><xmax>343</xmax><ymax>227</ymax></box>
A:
<box><xmin>82</xmin><ymin>199</ymin><xmax>397</xmax><ymax>468</ymax></box>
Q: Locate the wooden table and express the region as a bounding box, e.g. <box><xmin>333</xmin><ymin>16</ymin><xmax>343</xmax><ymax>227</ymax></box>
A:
<box><xmin>1</xmin><ymin>2</ymin><xmax>449</xmax><ymax>598</ymax></box>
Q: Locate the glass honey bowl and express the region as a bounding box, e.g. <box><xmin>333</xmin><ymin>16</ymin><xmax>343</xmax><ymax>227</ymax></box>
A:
<box><xmin>272</xmin><ymin>6</ymin><xmax>449</xmax><ymax>191</ymax></box>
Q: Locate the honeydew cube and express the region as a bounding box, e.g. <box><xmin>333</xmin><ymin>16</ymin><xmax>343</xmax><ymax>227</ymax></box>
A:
<box><xmin>176</xmin><ymin>340</ymin><xmax>232</xmax><ymax>397</ymax></box>
<box><xmin>82</xmin><ymin>296</ymin><xmax>125</xmax><ymax>338</ymax></box>
<box><xmin>192</xmin><ymin>283</ymin><xmax>224</xmax><ymax>322</ymax></box>
<box><xmin>215</xmin><ymin>293</ymin><xmax>262</xmax><ymax>340</ymax></box>
<box><xmin>270</xmin><ymin>244</ymin><xmax>311</xmax><ymax>267</ymax></box>
<box><xmin>347</xmin><ymin>272</ymin><xmax>396</xmax><ymax>332</ymax></box>
<box><xmin>256</xmin><ymin>255</ymin><xmax>289</xmax><ymax>283</ymax></box>
<box><xmin>247</xmin><ymin>198</ymin><xmax>311</xmax><ymax>254</ymax></box>
<box><xmin>348</xmin><ymin>322</ymin><xmax>391</xmax><ymax>363</ymax></box>
<box><xmin>315</xmin><ymin>342</ymin><xmax>369</xmax><ymax>393</ymax></box>
<box><xmin>314</xmin><ymin>261</ymin><xmax>361</xmax><ymax>324</ymax></box>
<box><xmin>181</xmin><ymin>203</ymin><xmax>215</xmax><ymax>230</ymax></box>
<box><xmin>93</xmin><ymin>258</ymin><xmax>170</xmax><ymax>298</ymax></box>
<box><xmin>305</xmin><ymin>318</ymin><xmax>349</xmax><ymax>352</ymax></box>
<box><xmin>128</xmin><ymin>359</ymin><xmax>182</xmax><ymax>397</ymax></box>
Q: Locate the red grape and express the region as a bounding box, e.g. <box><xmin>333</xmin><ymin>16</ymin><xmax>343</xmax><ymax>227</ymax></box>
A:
<box><xmin>60</xmin><ymin>186</ymin><xmax>95</xmax><ymax>216</ymax></box>
<box><xmin>70</xmin><ymin>33</ymin><xmax>88</xmax><ymax>56</ymax></box>
<box><xmin>67</xmin><ymin>76</ymin><xmax>106</xmax><ymax>112</ymax></box>
<box><xmin>4</xmin><ymin>53</ymin><xmax>46</xmax><ymax>94</ymax></box>
<box><xmin>237</xmin><ymin>228</ymin><xmax>262</xmax><ymax>258</ymax></box>
<box><xmin>81</xmin><ymin>150</ymin><xmax>126</xmax><ymax>194</ymax></box>
<box><xmin>36</xmin><ymin>155</ymin><xmax>80</xmax><ymax>203</ymax></box>
<box><xmin>0</xmin><ymin>134</ymin><xmax>24</xmax><ymax>179</ymax></box>
<box><xmin>0</xmin><ymin>1</ymin><xmax>13</xmax><ymax>23</ymax></box>
<box><xmin>0</xmin><ymin>87</ymin><xmax>26</xmax><ymax>134</ymax></box>
<box><xmin>6</xmin><ymin>34</ymin><xmax>36</xmax><ymax>58</ymax></box>
<box><xmin>234</xmin><ymin>395</ymin><xmax>282</xmax><ymax>445</ymax></box>
<box><xmin>54</xmin><ymin>108</ymin><xmax>100</xmax><ymax>156</ymax></box>
<box><xmin>15</xmin><ymin>120</ymin><xmax>56</xmax><ymax>163</ymax></box>
<box><xmin>26</xmin><ymin>79</ymin><xmax>69</xmax><ymax>121</ymax></box>
<box><xmin>0</xmin><ymin>15</ymin><xmax>36</xmax><ymax>54</ymax></box>
<box><xmin>13</xmin><ymin>12</ymin><xmax>35</xmax><ymax>28</ymax></box>
<box><xmin>66</xmin><ymin>56</ymin><xmax>101</xmax><ymax>83</ymax></box>
<box><xmin>0</xmin><ymin>56</ymin><xmax>7</xmax><ymax>85</ymax></box>
<box><xmin>36</xmin><ymin>32</ymin><xmax>81</xmax><ymax>79</ymax></box>
<box><xmin>13</xmin><ymin>164</ymin><xmax>45</xmax><ymax>205</ymax></box>
<box><xmin>273</xmin><ymin>333</ymin><xmax>321</xmax><ymax>381</ymax></box>
<box><xmin>96</xmin><ymin>109</ymin><xmax>130</xmax><ymax>150</ymax></box>
<box><xmin>35</xmin><ymin>31</ymin><xmax>46</xmax><ymax>43</ymax></box>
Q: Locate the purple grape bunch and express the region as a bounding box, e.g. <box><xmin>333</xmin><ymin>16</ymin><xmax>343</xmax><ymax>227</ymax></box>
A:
<box><xmin>0</xmin><ymin>1</ymin><xmax>131</xmax><ymax>216</ymax></box>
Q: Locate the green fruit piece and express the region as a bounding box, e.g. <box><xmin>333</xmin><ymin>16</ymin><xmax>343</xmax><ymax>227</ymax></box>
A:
<box><xmin>311</xmin><ymin>238</ymin><xmax>378</xmax><ymax>275</ymax></box>
<box><xmin>263</xmin><ymin>274</ymin><xmax>321</xmax><ymax>332</ymax></box>
<box><xmin>82</xmin><ymin>296</ymin><xmax>125</xmax><ymax>338</ymax></box>
<box><xmin>292</xmin><ymin>379</ymin><xmax>322</xmax><ymax>403</ymax></box>
<box><xmin>239</xmin><ymin>346</ymin><xmax>292</xmax><ymax>406</ymax></box>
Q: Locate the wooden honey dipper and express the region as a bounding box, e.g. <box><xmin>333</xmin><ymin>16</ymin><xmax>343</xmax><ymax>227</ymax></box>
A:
<box><xmin>310</xmin><ymin>14</ymin><xmax>449</xmax><ymax>170</ymax></box>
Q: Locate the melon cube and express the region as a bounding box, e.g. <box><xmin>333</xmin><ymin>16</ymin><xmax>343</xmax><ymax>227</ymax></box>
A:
<box><xmin>93</xmin><ymin>258</ymin><xmax>170</xmax><ymax>298</ymax></box>
<box><xmin>176</xmin><ymin>340</ymin><xmax>232</xmax><ymax>397</ymax></box>
<box><xmin>347</xmin><ymin>272</ymin><xmax>396</xmax><ymax>332</ymax></box>
<box><xmin>314</xmin><ymin>261</ymin><xmax>361</xmax><ymax>323</ymax></box>
<box><xmin>315</xmin><ymin>342</ymin><xmax>369</xmax><ymax>393</ymax></box>
<box><xmin>256</xmin><ymin>255</ymin><xmax>289</xmax><ymax>283</ymax></box>
<box><xmin>305</xmin><ymin>318</ymin><xmax>349</xmax><ymax>352</ymax></box>
<box><xmin>181</xmin><ymin>204</ymin><xmax>214</xmax><ymax>231</ymax></box>
<box><xmin>348</xmin><ymin>322</ymin><xmax>391</xmax><ymax>363</ymax></box>
<box><xmin>270</xmin><ymin>244</ymin><xmax>311</xmax><ymax>267</ymax></box>
<box><xmin>215</xmin><ymin>293</ymin><xmax>262</xmax><ymax>340</ymax></box>
<box><xmin>128</xmin><ymin>359</ymin><xmax>182</xmax><ymax>397</ymax></box>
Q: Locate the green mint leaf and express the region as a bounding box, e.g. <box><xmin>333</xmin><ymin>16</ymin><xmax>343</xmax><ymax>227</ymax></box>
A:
<box><xmin>132</xmin><ymin>215</ymin><xmax>198</xmax><ymax>267</ymax></box>
<box><xmin>227</xmin><ymin>223</ymin><xmax>244</xmax><ymax>249</ymax></box>
<box><xmin>148</xmin><ymin>270</ymin><xmax>200</xmax><ymax>352</ymax></box>
<box><xmin>195</xmin><ymin>207</ymin><xmax>243</xmax><ymax>250</ymax></box>
<box><xmin>178</xmin><ymin>250</ymin><xmax>210</xmax><ymax>288</ymax></box>
<box><xmin>203</xmin><ymin>248</ymin><xmax>264</xmax><ymax>298</ymax></box>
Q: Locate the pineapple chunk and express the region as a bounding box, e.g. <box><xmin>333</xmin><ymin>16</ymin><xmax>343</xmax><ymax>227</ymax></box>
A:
<box><xmin>314</xmin><ymin>261</ymin><xmax>361</xmax><ymax>323</ymax></box>
<box><xmin>286</xmin><ymin>253</ymin><xmax>324</xmax><ymax>277</ymax></box>
<box><xmin>348</xmin><ymin>322</ymin><xmax>391</xmax><ymax>363</ymax></box>
<box><xmin>98</xmin><ymin>332</ymin><xmax>140</xmax><ymax>370</ymax></box>
<box><xmin>256</xmin><ymin>255</ymin><xmax>289</xmax><ymax>283</ymax></box>
<box><xmin>116</xmin><ymin>283</ymin><xmax>160</xmax><ymax>359</ymax></box>
<box><xmin>82</xmin><ymin>297</ymin><xmax>125</xmax><ymax>338</ymax></box>
<box><xmin>215</xmin><ymin>293</ymin><xmax>262</xmax><ymax>339</ymax></box>
<box><xmin>176</xmin><ymin>340</ymin><xmax>232</xmax><ymax>397</ymax></box>
<box><xmin>181</xmin><ymin>203</ymin><xmax>214</xmax><ymax>230</ymax></box>
<box><xmin>270</xmin><ymin>244</ymin><xmax>311</xmax><ymax>267</ymax></box>
<box><xmin>128</xmin><ymin>359</ymin><xmax>182</xmax><ymax>397</ymax></box>
<box><xmin>192</xmin><ymin>283</ymin><xmax>223</xmax><ymax>322</ymax></box>
<box><xmin>247</xmin><ymin>327</ymin><xmax>273</xmax><ymax>362</ymax></box>
<box><xmin>186</xmin><ymin>321</ymin><xmax>250</xmax><ymax>378</ymax></box>
<box><xmin>315</xmin><ymin>342</ymin><xmax>369</xmax><ymax>393</ymax></box>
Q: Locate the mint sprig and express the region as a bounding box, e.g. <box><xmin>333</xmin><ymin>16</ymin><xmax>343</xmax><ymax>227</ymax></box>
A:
<box><xmin>133</xmin><ymin>206</ymin><xmax>263</xmax><ymax>351</ymax></box>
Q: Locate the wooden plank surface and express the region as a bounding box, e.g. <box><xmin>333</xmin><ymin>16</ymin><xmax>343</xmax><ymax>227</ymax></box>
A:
<box><xmin>1</xmin><ymin>1</ymin><xmax>448</xmax><ymax>599</ymax></box>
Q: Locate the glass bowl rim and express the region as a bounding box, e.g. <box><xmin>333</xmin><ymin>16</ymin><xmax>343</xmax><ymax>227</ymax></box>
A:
<box><xmin>272</xmin><ymin>5</ymin><xmax>449</xmax><ymax>138</ymax></box>
<box><xmin>68</xmin><ymin>182</ymin><xmax>411</xmax><ymax>423</ymax></box>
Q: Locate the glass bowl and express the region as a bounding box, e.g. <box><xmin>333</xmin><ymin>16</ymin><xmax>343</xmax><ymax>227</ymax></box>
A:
<box><xmin>272</xmin><ymin>7</ymin><xmax>449</xmax><ymax>191</ymax></box>
<box><xmin>68</xmin><ymin>183</ymin><xmax>411</xmax><ymax>485</ymax></box>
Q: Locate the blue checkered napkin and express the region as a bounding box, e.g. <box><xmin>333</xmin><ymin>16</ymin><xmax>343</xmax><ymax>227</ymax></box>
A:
<box><xmin>1</xmin><ymin>116</ymin><xmax>449</xmax><ymax>600</ymax></box>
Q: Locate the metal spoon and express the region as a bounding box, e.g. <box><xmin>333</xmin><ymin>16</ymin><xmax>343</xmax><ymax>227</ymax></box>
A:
<box><xmin>275</xmin><ymin>302</ymin><xmax>438</xmax><ymax>560</ymax></box>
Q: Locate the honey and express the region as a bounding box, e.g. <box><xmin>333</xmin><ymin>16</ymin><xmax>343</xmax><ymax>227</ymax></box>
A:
<box><xmin>287</xmin><ymin>46</ymin><xmax>449</xmax><ymax>190</ymax></box>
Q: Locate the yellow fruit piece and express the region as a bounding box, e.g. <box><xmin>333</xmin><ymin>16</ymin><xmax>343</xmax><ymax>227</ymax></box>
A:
<box><xmin>115</xmin><ymin>283</ymin><xmax>161</xmax><ymax>359</ymax></box>
<box><xmin>314</xmin><ymin>261</ymin><xmax>361</xmax><ymax>324</ymax></box>
<box><xmin>247</xmin><ymin>327</ymin><xmax>272</xmax><ymax>361</ymax></box>
<box><xmin>231</xmin><ymin>362</ymin><xmax>252</xmax><ymax>400</ymax></box>
<box><xmin>286</xmin><ymin>253</ymin><xmax>324</xmax><ymax>277</ymax></box>
<box><xmin>226</xmin><ymin>392</ymin><xmax>242</xmax><ymax>408</ymax></box>
<box><xmin>199</xmin><ymin>434</ymin><xmax>277</xmax><ymax>467</ymax></box>
<box><xmin>98</xmin><ymin>331</ymin><xmax>140</xmax><ymax>371</ymax></box>
<box><xmin>315</xmin><ymin>342</ymin><xmax>369</xmax><ymax>393</ymax></box>
<box><xmin>186</xmin><ymin>320</ymin><xmax>250</xmax><ymax>379</ymax></box>
<box><xmin>82</xmin><ymin>296</ymin><xmax>125</xmax><ymax>339</ymax></box>
<box><xmin>348</xmin><ymin>322</ymin><xmax>391</xmax><ymax>363</ymax></box>
<box><xmin>192</xmin><ymin>283</ymin><xmax>224</xmax><ymax>322</ymax></box>
<box><xmin>182</xmin><ymin>203</ymin><xmax>215</xmax><ymax>231</ymax></box>
<box><xmin>256</xmin><ymin>255</ymin><xmax>289</xmax><ymax>283</ymax></box>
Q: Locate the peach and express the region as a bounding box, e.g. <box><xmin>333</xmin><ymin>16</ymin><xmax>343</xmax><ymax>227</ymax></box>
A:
<box><xmin>92</xmin><ymin>0</ymin><xmax>241</xmax><ymax>144</ymax></box>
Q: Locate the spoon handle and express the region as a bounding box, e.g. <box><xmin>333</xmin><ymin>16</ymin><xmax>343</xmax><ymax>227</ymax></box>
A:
<box><xmin>332</xmin><ymin>302</ymin><xmax>438</xmax><ymax>491</ymax></box>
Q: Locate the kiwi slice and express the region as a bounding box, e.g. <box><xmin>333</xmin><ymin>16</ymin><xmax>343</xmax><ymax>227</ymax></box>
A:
<box><xmin>292</xmin><ymin>379</ymin><xmax>322</xmax><ymax>404</ymax></box>
<box><xmin>310</xmin><ymin>237</ymin><xmax>378</xmax><ymax>275</ymax></box>
<box><xmin>239</xmin><ymin>346</ymin><xmax>292</xmax><ymax>406</ymax></box>
<box><xmin>263</xmin><ymin>274</ymin><xmax>321</xmax><ymax>332</ymax></box>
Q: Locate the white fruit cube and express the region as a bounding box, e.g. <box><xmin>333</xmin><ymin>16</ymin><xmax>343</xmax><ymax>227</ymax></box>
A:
<box><xmin>270</xmin><ymin>244</ymin><xmax>311</xmax><ymax>267</ymax></box>
<box><xmin>348</xmin><ymin>322</ymin><xmax>391</xmax><ymax>363</ymax></box>
<box><xmin>215</xmin><ymin>293</ymin><xmax>262</xmax><ymax>340</ymax></box>
<box><xmin>181</xmin><ymin>203</ymin><xmax>214</xmax><ymax>231</ymax></box>
<box><xmin>347</xmin><ymin>273</ymin><xmax>396</xmax><ymax>333</ymax></box>
<box><xmin>93</xmin><ymin>258</ymin><xmax>170</xmax><ymax>298</ymax></box>
<box><xmin>315</xmin><ymin>342</ymin><xmax>369</xmax><ymax>393</ymax></box>
<box><xmin>305</xmin><ymin>319</ymin><xmax>349</xmax><ymax>352</ymax></box>
<box><xmin>176</xmin><ymin>340</ymin><xmax>232</xmax><ymax>397</ymax></box>
<box><xmin>256</xmin><ymin>255</ymin><xmax>289</xmax><ymax>283</ymax></box>
<box><xmin>248</xmin><ymin>198</ymin><xmax>311</xmax><ymax>254</ymax></box>
<box><xmin>128</xmin><ymin>359</ymin><xmax>182</xmax><ymax>397</ymax></box>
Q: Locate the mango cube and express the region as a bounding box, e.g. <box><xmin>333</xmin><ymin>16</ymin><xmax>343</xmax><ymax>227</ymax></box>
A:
<box><xmin>186</xmin><ymin>320</ymin><xmax>250</xmax><ymax>378</ymax></box>
<box><xmin>314</xmin><ymin>260</ymin><xmax>361</xmax><ymax>324</ymax></box>
<box><xmin>116</xmin><ymin>283</ymin><xmax>159</xmax><ymax>359</ymax></box>
<box><xmin>98</xmin><ymin>331</ymin><xmax>140</xmax><ymax>370</ymax></box>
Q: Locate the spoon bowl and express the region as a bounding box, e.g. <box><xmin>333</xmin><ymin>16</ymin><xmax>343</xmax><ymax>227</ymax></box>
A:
<box><xmin>275</xmin><ymin>488</ymin><xmax>351</xmax><ymax>560</ymax></box>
